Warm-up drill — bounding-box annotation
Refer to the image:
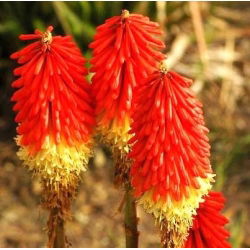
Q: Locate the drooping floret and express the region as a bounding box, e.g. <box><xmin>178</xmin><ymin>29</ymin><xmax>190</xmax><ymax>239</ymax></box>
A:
<box><xmin>184</xmin><ymin>191</ymin><xmax>231</xmax><ymax>248</ymax></box>
<box><xmin>89</xmin><ymin>10</ymin><xmax>165</xmax><ymax>184</ymax></box>
<box><xmin>11</xmin><ymin>26</ymin><xmax>94</xmax><ymax>154</ymax></box>
<box><xmin>129</xmin><ymin>62</ymin><xmax>214</xmax><ymax>246</ymax></box>
<box><xmin>11</xmin><ymin>26</ymin><xmax>94</xmax><ymax>216</ymax></box>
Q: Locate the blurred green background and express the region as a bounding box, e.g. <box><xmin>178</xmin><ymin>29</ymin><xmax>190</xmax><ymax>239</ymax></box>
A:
<box><xmin>0</xmin><ymin>1</ymin><xmax>249</xmax><ymax>248</ymax></box>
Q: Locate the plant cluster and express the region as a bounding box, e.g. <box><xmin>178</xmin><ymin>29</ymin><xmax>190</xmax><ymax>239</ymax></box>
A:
<box><xmin>10</xmin><ymin>10</ymin><xmax>230</xmax><ymax>248</ymax></box>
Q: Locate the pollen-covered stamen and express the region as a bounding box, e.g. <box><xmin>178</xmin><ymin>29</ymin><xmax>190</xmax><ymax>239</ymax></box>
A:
<box><xmin>42</xmin><ymin>26</ymin><xmax>53</xmax><ymax>47</ymax></box>
<box><xmin>121</xmin><ymin>9</ymin><xmax>130</xmax><ymax>19</ymax></box>
<box><xmin>41</xmin><ymin>26</ymin><xmax>53</xmax><ymax>52</ymax></box>
<box><xmin>42</xmin><ymin>31</ymin><xmax>52</xmax><ymax>44</ymax></box>
<box><xmin>159</xmin><ymin>60</ymin><xmax>168</xmax><ymax>74</ymax></box>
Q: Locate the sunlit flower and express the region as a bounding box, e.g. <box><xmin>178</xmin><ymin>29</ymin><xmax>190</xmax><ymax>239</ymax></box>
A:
<box><xmin>129</xmin><ymin>61</ymin><xmax>214</xmax><ymax>247</ymax></box>
<box><xmin>89</xmin><ymin>10</ymin><xmax>165</xmax><ymax>185</ymax></box>
<box><xmin>184</xmin><ymin>191</ymin><xmax>231</xmax><ymax>248</ymax></box>
<box><xmin>11</xmin><ymin>26</ymin><xmax>94</xmax><ymax>215</ymax></box>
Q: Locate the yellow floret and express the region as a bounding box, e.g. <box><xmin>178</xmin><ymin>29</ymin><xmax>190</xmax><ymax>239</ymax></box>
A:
<box><xmin>16</xmin><ymin>135</ymin><xmax>92</xmax><ymax>191</ymax></box>
<box><xmin>98</xmin><ymin>115</ymin><xmax>131</xmax><ymax>154</ymax></box>
<box><xmin>138</xmin><ymin>174</ymin><xmax>215</xmax><ymax>247</ymax></box>
<box><xmin>97</xmin><ymin>115</ymin><xmax>132</xmax><ymax>185</ymax></box>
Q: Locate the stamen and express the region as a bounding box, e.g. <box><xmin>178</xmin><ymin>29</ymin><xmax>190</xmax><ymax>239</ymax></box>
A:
<box><xmin>42</xmin><ymin>30</ymin><xmax>52</xmax><ymax>45</ymax></box>
<box><xmin>121</xmin><ymin>9</ymin><xmax>130</xmax><ymax>19</ymax></box>
<box><xmin>159</xmin><ymin>60</ymin><xmax>168</xmax><ymax>74</ymax></box>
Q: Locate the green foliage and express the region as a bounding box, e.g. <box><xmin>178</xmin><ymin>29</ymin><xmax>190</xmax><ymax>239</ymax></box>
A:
<box><xmin>229</xmin><ymin>210</ymin><xmax>247</xmax><ymax>248</ymax></box>
<box><xmin>215</xmin><ymin>134</ymin><xmax>250</xmax><ymax>191</ymax></box>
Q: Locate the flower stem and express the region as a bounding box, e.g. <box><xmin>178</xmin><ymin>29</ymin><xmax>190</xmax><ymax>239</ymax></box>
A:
<box><xmin>54</xmin><ymin>214</ymin><xmax>65</xmax><ymax>248</ymax></box>
<box><xmin>47</xmin><ymin>208</ymin><xmax>66</xmax><ymax>248</ymax></box>
<box><xmin>124</xmin><ymin>184</ymin><xmax>139</xmax><ymax>248</ymax></box>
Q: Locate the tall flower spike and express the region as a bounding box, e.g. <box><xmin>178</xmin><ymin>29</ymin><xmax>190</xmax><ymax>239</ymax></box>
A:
<box><xmin>129</xmin><ymin>61</ymin><xmax>215</xmax><ymax>247</ymax></box>
<box><xmin>89</xmin><ymin>10</ymin><xmax>165</xmax><ymax>185</ymax></box>
<box><xmin>184</xmin><ymin>191</ymin><xmax>231</xmax><ymax>248</ymax></box>
<box><xmin>11</xmin><ymin>26</ymin><xmax>94</xmax><ymax>224</ymax></box>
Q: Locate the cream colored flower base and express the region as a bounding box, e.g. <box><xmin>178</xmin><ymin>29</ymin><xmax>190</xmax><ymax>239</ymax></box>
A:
<box><xmin>138</xmin><ymin>174</ymin><xmax>215</xmax><ymax>247</ymax></box>
<box><xmin>97</xmin><ymin>116</ymin><xmax>132</xmax><ymax>155</ymax></box>
<box><xmin>97</xmin><ymin>116</ymin><xmax>132</xmax><ymax>185</ymax></box>
<box><xmin>16</xmin><ymin>135</ymin><xmax>92</xmax><ymax>191</ymax></box>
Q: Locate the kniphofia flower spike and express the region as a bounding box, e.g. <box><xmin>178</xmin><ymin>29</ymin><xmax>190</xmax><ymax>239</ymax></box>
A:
<box><xmin>11</xmin><ymin>26</ymin><xmax>94</xmax><ymax>216</ymax></box>
<box><xmin>129</xmin><ymin>61</ymin><xmax>214</xmax><ymax>247</ymax></box>
<box><xmin>184</xmin><ymin>191</ymin><xmax>231</xmax><ymax>248</ymax></box>
<box><xmin>89</xmin><ymin>10</ymin><xmax>165</xmax><ymax>185</ymax></box>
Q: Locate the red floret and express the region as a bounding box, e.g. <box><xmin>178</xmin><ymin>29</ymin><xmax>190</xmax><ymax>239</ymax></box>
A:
<box><xmin>184</xmin><ymin>191</ymin><xmax>231</xmax><ymax>248</ymax></box>
<box><xmin>89</xmin><ymin>10</ymin><xmax>165</xmax><ymax>126</ymax></box>
<box><xmin>11</xmin><ymin>26</ymin><xmax>95</xmax><ymax>153</ymax></box>
<box><xmin>129</xmin><ymin>69</ymin><xmax>213</xmax><ymax>202</ymax></box>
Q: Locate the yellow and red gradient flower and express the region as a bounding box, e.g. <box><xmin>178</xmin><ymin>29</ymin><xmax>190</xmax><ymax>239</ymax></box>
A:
<box><xmin>11</xmin><ymin>26</ymin><xmax>94</xmax><ymax>213</ymax></box>
<box><xmin>184</xmin><ymin>191</ymin><xmax>231</xmax><ymax>248</ymax></box>
<box><xmin>129</xmin><ymin>62</ymin><xmax>214</xmax><ymax>247</ymax></box>
<box><xmin>89</xmin><ymin>10</ymin><xmax>165</xmax><ymax>184</ymax></box>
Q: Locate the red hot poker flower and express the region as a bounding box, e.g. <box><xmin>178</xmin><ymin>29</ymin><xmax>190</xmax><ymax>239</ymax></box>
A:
<box><xmin>129</xmin><ymin>62</ymin><xmax>214</xmax><ymax>247</ymax></box>
<box><xmin>11</xmin><ymin>26</ymin><xmax>94</xmax><ymax>154</ymax></box>
<box><xmin>184</xmin><ymin>191</ymin><xmax>231</xmax><ymax>248</ymax></box>
<box><xmin>89</xmin><ymin>10</ymin><xmax>165</xmax><ymax>184</ymax></box>
<box><xmin>10</xmin><ymin>26</ymin><xmax>94</xmax><ymax>220</ymax></box>
<box><xmin>90</xmin><ymin>9</ymin><xmax>165</xmax><ymax>124</ymax></box>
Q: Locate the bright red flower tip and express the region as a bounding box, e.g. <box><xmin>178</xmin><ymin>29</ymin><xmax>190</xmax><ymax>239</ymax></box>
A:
<box><xmin>89</xmin><ymin>10</ymin><xmax>165</xmax><ymax>125</ymax></box>
<box><xmin>11</xmin><ymin>26</ymin><xmax>94</xmax><ymax>153</ymax></box>
<box><xmin>184</xmin><ymin>191</ymin><xmax>231</xmax><ymax>248</ymax></box>
<box><xmin>129</xmin><ymin>67</ymin><xmax>213</xmax><ymax>202</ymax></box>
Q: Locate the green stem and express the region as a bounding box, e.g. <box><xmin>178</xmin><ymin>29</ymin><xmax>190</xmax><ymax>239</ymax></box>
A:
<box><xmin>124</xmin><ymin>185</ymin><xmax>139</xmax><ymax>248</ymax></box>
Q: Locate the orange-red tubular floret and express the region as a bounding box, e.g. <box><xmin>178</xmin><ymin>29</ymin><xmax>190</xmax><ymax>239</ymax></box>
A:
<box><xmin>89</xmin><ymin>11</ymin><xmax>165</xmax><ymax>125</ymax></box>
<box><xmin>11</xmin><ymin>26</ymin><xmax>95</xmax><ymax>153</ymax></box>
<box><xmin>129</xmin><ymin>70</ymin><xmax>213</xmax><ymax>202</ymax></box>
<box><xmin>184</xmin><ymin>191</ymin><xmax>231</xmax><ymax>248</ymax></box>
